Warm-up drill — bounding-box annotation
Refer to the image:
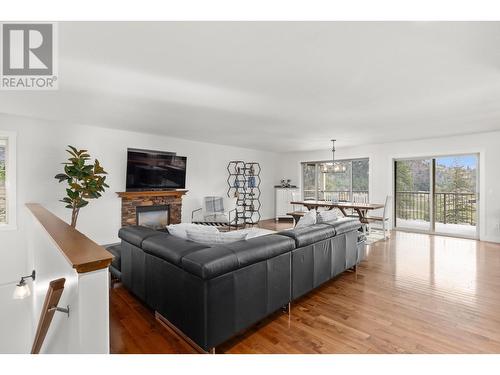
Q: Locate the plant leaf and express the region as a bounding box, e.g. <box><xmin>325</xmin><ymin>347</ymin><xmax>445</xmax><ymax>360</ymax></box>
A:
<box><xmin>54</xmin><ymin>173</ymin><xmax>69</xmax><ymax>182</ymax></box>
<box><xmin>77</xmin><ymin>199</ymin><xmax>89</xmax><ymax>208</ymax></box>
<box><xmin>56</xmin><ymin>147</ymin><xmax>109</xmax><ymax>216</ymax></box>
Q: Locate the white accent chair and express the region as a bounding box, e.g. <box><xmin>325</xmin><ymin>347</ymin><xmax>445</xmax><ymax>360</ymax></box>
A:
<box><xmin>366</xmin><ymin>195</ymin><xmax>391</xmax><ymax>239</ymax></box>
<box><xmin>191</xmin><ymin>196</ymin><xmax>238</xmax><ymax>226</ymax></box>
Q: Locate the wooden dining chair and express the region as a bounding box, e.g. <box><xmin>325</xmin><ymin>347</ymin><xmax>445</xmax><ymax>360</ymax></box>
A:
<box><xmin>286</xmin><ymin>191</ymin><xmax>308</xmax><ymax>226</ymax></box>
<box><xmin>291</xmin><ymin>191</ymin><xmax>307</xmax><ymax>212</ymax></box>
<box><xmin>353</xmin><ymin>194</ymin><xmax>368</xmax><ymax>204</ymax></box>
<box><xmin>366</xmin><ymin>195</ymin><xmax>391</xmax><ymax>239</ymax></box>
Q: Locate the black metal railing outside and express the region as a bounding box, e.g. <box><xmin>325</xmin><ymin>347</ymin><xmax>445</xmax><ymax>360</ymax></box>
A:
<box><xmin>396</xmin><ymin>191</ymin><xmax>476</xmax><ymax>225</ymax></box>
<box><xmin>302</xmin><ymin>190</ymin><xmax>369</xmax><ymax>202</ymax></box>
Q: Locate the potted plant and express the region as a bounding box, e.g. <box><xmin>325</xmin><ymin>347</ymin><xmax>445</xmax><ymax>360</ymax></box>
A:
<box><xmin>55</xmin><ymin>146</ymin><xmax>109</xmax><ymax>228</ymax></box>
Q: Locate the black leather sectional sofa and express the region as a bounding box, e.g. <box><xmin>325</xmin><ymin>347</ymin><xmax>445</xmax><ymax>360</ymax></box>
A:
<box><xmin>118</xmin><ymin>218</ymin><xmax>365</xmax><ymax>352</ymax></box>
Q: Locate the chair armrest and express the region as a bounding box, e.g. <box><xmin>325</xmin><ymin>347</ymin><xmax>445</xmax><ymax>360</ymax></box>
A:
<box><xmin>191</xmin><ymin>207</ymin><xmax>203</xmax><ymax>221</ymax></box>
<box><xmin>220</xmin><ymin>208</ymin><xmax>238</xmax><ymax>228</ymax></box>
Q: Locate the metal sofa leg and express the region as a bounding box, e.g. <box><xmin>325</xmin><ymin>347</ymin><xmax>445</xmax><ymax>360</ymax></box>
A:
<box><xmin>282</xmin><ymin>302</ymin><xmax>291</xmax><ymax>313</ymax></box>
<box><xmin>282</xmin><ymin>302</ymin><xmax>291</xmax><ymax>320</ymax></box>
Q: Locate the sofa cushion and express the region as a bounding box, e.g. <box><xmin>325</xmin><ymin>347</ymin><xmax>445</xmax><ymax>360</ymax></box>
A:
<box><xmin>118</xmin><ymin>225</ymin><xmax>159</xmax><ymax>247</ymax></box>
<box><xmin>223</xmin><ymin>234</ymin><xmax>295</xmax><ymax>268</ymax></box>
<box><xmin>325</xmin><ymin>217</ymin><xmax>361</xmax><ymax>235</ymax></box>
<box><xmin>279</xmin><ymin>224</ymin><xmax>336</xmax><ymax>248</ymax></box>
<box><xmin>142</xmin><ymin>232</ymin><xmax>210</xmax><ymax>266</ymax></box>
<box><xmin>181</xmin><ymin>234</ymin><xmax>295</xmax><ymax>279</ymax></box>
<box><xmin>181</xmin><ymin>247</ymin><xmax>239</xmax><ymax>280</ymax></box>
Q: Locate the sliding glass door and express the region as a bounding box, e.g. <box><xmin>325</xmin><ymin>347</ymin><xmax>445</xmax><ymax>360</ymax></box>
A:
<box><xmin>394</xmin><ymin>154</ymin><xmax>478</xmax><ymax>238</ymax></box>
<box><xmin>395</xmin><ymin>158</ymin><xmax>432</xmax><ymax>231</ymax></box>
<box><xmin>434</xmin><ymin>155</ymin><xmax>478</xmax><ymax>237</ymax></box>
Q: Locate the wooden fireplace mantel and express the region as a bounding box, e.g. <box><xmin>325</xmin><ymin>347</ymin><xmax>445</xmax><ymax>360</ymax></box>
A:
<box><xmin>116</xmin><ymin>189</ymin><xmax>188</xmax><ymax>199</ymax></box>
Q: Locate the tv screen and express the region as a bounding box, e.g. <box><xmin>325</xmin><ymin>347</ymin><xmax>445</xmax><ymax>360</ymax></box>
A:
<box><xmin>126</xmin><ymin>148</ymin><xmax>187</xmax><ymax>190</ymax></box>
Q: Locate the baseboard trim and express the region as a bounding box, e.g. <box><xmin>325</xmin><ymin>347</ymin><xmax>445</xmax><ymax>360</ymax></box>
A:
<box><xmin>481</xmin><ymin>235</ymin><xmax>500</xmax><ymax>244</ymax></box>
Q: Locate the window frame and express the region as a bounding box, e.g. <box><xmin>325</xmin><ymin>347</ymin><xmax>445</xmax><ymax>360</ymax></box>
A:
<box><xmin>301</xmin><ymin>157</ymin><xmax>369</xmax><ymax>202</ymax></box>
<box><xmin>0</xmin><ymin>131</ymin><xmax>17</xmax><ymax>230</ymax></box>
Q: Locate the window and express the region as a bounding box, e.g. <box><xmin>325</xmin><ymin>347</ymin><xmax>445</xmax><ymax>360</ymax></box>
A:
<box><xmin>0</xmin><ymin>132</ymin><xmax>16</xmax><ymax>229</ymax></box>
<box><xmin>301</xmin><ymin>158</ymin><xmax>369</xmax><ymax>202</ymax></box>
<box><xmin>0</xmin><ymin>139</ymin><xmax>6</xmax><ymax>224</ymax></box>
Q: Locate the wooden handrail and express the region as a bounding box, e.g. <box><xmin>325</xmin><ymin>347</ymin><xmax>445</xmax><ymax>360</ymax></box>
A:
<box><xmin>31</xmin><ymin>278</ymin><xmax>66</xmax><ymax>354</ymax></box>
<box><xmin>26</xmin><ymin>203</ymin><xmax>113</xmax><ymax>273</ymax></box>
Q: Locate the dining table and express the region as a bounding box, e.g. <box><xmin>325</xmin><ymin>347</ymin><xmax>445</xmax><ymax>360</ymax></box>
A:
<box><xmin>290</xmin><ymin>200</ymin><xmax>385</xmax><ymax>224</ymax></box>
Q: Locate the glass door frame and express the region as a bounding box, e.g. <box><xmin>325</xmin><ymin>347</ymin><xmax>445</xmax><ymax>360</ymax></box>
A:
<box><xmin>393</xmin><ymin>153</ymin><xmax>479</xmax><ymax>240</ymax></box>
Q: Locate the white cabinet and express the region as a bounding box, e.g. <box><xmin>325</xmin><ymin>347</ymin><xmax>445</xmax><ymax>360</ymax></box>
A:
<box><xmin>275</xmin><ymin>187</ymin><xmax>300</xmax><ymax>221</ymax></box>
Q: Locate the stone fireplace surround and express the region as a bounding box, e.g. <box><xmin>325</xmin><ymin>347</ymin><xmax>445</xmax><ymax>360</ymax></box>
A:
<box><xmin>116</xmin><ymin>190</ymin><xmax>188</xmax><ymax>227</ymax></box>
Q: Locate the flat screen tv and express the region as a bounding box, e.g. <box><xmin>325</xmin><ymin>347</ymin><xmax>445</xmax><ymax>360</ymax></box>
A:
<box><xmin>126</xmin><ymin>148</ymin><xmax>187</xmax><ymax>190</ymax></box>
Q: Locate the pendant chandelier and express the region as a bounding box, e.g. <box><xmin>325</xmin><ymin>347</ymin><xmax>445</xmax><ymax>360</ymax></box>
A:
<box><xmin>322</xmin><ymin>139</ymin><xmax>346</xmax><ymax>173</ymax></box>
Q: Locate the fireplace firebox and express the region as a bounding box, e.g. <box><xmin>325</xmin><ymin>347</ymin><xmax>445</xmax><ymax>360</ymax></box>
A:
<box><xmin>136</xmin><ymin>205</ymin><xmax>170</xmax><ymax>230</ymax></box>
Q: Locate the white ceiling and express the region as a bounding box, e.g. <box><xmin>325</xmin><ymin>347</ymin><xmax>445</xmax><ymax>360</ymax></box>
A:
<box><xmin>2</xmin><ymin>22</ymin><xmax>500</xmax><ymax>152</ymax></box>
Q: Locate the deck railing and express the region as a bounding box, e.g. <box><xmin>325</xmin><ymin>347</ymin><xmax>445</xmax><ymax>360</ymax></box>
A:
<box><xmin>303</xmin><ymin>190</ymin><xmax>369</xmax><ymax>202</ymax></box>
<box><xmin>302</xmin><ymin>190</ymin><xmax>476</xmax><ymax>226</ymax></box>
<box><xmin>396</xmin><ymin>191</ymin><xmax>476</xmax><ymax>225</ymax></box>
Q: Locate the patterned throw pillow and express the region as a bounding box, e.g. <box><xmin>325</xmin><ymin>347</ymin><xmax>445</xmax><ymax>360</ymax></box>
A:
<box><xmin>317</xmin><ymin>210</ymin><xmax>338</xmax><ymax>223</ymax></box>
<box><xmin>186</xmin><ymin>228</ymin><xmax>248</xmax><ymax>245</ymax></box>
<box><xmin>295</xmin><ymin>209</ymin><xmax>317</xmax><ymax>228</ymax></box>
<box><xmin>167</xmin><ymin>223</ymin><xmax>218</xmax><ymax>240</ymax></box>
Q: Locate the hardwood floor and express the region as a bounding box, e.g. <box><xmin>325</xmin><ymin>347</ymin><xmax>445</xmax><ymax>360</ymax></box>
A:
<box><xmin>110</xmin><ymin>219</ymin><xmax>500</xmax><ymax>354</ymax></box>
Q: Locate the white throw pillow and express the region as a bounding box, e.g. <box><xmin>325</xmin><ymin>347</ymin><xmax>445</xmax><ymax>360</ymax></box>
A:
<box><xmin>317</xmin><ymin>210</ymin><xmax>338</xmax><ymax>223</ymax></box>
<box><xmin>295</xmin><ymin>209</ymin><xmax>317</xmax><ymax>228</ymax></box>
<box><xmin>167</xmin><ymin>223</ymin><xmax>218</xmax><ymax>240</ymax></box>
<box><xmin>186</xmin><ymin>228</ymin><xmax>248</xmax><ymax>245</ymax></box>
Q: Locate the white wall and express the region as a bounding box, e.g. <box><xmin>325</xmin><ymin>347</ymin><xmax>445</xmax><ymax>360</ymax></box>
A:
<box><xmin>0</xmin><ymin>113</ymin><xmax>279</xmax><ymax>286</ymax></box>
<box><xmin>276</xmin><ymin>131</ymin><xmax>500</xmax><ymax>243</ymax></box>
<box><xmin>0</xmin><ymin>282</ymin><xmax>31</xmax><ymax>353</ymax></box>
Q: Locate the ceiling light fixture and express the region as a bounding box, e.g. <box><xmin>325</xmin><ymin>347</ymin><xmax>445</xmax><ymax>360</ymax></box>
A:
<box><xmin>322</xmin><ymin>139</ymin><xmax>346</xmax><ymax>173</ymax></box>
